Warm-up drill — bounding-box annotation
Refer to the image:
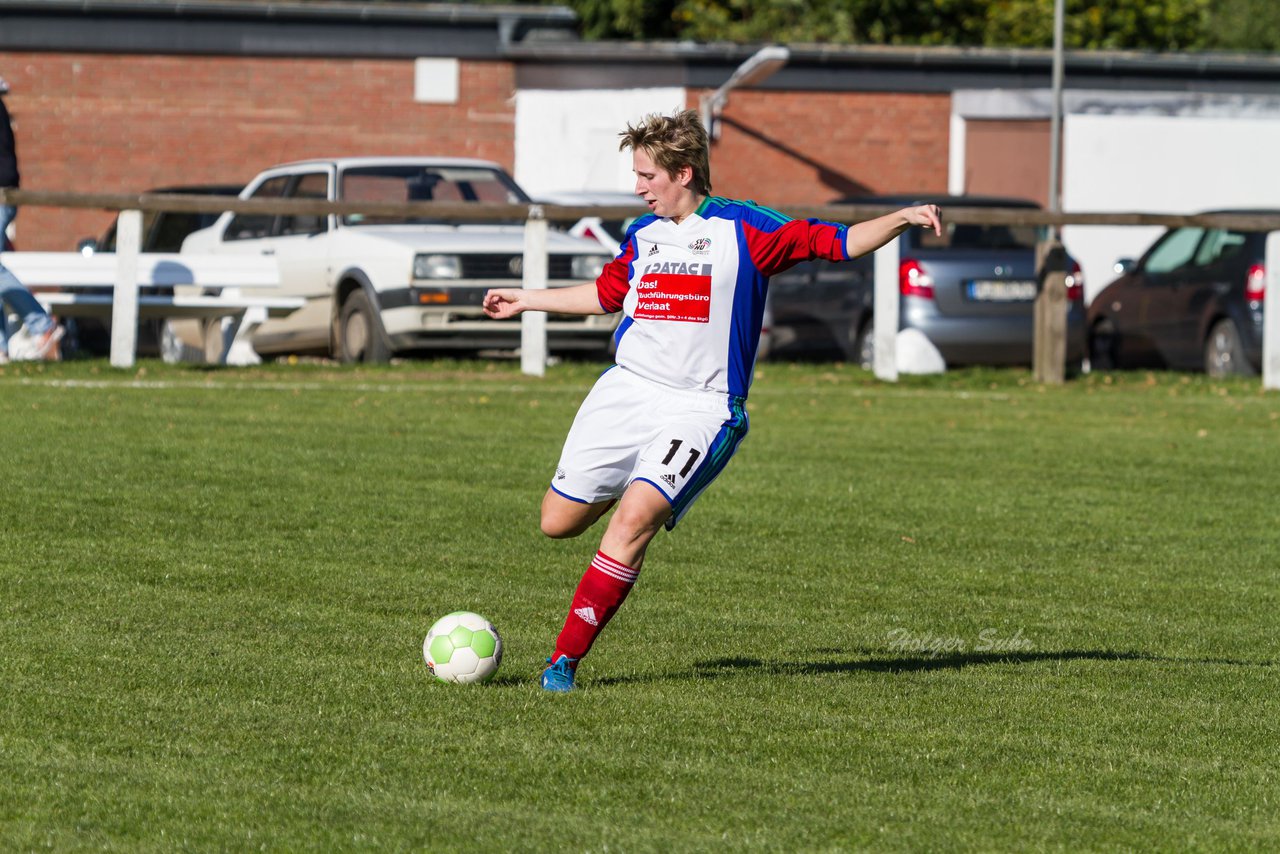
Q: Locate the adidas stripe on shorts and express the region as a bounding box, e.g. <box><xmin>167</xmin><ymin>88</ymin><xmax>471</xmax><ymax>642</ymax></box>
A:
<box><xmin>550</xmin><ymin>366</ymin><xmax>749</xmax><ymax>530</ymax></box>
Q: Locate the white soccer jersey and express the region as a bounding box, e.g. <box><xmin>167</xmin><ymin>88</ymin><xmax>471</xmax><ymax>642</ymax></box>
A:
<box><xmin>596</xmin><ymin>196</ymin><xmax>850</xmax><ymax>398</ymax></box>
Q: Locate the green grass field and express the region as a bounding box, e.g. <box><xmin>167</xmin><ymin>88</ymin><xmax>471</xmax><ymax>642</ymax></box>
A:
<box><xmin>2</xmin><ymin>358</ymin><xmax>1277</xmax><ymax>851</ymax></box>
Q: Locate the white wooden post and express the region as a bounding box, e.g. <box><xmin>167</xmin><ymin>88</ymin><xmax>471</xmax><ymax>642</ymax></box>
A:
<box><xmin>1264</xmin><ymin>231</ymin><xmax>1280</xmax><ymax>391</ymax></box>
<box><xmin>521</xmin><ymin>205</ymin><xmax>549</xmax><ymax>377</ymax></box>
<box><xmin>110</xmin><ymin>209</ymin><xmax>142</xmax><ymax>369</ymax></box>
<box><xmin>873</xmin><ymin>236</ymin><xmax>900</xmax><ymax>382</ymax></box>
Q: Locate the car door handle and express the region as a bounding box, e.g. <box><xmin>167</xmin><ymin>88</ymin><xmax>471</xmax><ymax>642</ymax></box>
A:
<box><xmin>260</xmin><ymin>249</ymin><xmax>275</xmax><ymax>256</ymax></box>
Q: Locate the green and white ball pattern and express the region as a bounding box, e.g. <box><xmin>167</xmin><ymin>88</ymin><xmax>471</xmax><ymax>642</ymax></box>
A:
<box><xmin>423</xmin><ymin>611</ymin><xmax>503</xmax><ymax>684</ymax></box>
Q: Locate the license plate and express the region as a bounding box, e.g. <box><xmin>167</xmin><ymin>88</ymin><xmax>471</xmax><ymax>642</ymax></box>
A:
<box><xmin>966</xmin><ymin>279</ymin><xmax>1037</xmax><ymax>302</ymax></box>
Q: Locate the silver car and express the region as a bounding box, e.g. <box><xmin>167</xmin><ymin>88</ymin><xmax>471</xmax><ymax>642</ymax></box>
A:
<box><xmin>768</xmin><ymin>194</ymin><xmax>1086</xmax><ymax>369</ymax></box>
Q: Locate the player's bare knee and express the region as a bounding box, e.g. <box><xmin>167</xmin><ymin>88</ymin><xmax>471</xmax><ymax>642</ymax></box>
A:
<box><xmin>540</xmin><ymin>492</ymin><xmax>615</xmax><ymax>539</ymax></box>
<box><xmin>540</xmin><ymin>515</ymin><xmax>586</xmax><ymax>539</ymax></box>
<box><xmin>540</xmin><ymin>492</ymin><xmax>584</xmax><ymax>539</ymax></box>
<box><xmin>605</xmin><ymin>503</ymin><xmax>664</xmax><ymax>545</ymax></box>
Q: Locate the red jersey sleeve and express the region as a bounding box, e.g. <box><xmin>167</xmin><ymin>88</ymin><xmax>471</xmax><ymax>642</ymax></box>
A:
<box><xmin>595</xmin><ymin>239</ymin><xmax>635</xmax><ymax>313</ymax></box>
<box><xmin>743</xmin><ymin>218</ymin><xmax>849</xmax><ymax>277</ymax></box>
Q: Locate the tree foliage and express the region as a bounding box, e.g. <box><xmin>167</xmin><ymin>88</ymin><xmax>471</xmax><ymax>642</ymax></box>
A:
<box><xmin>544</xmin><ymin>0</ymin><xmax>1280</xmax><ymax>51</ymax></box>
<box><xmin>567</xmin><ymin>0</ymin><xmax>681</xmax><ymax>40</ymax></box>
<box><xmin>1204</xmin><ymin>0</ymin><xmax>1280</xmax><ymax>51</ymax></box>
<box><xmin>983</xmin><ymin>0</ymin><xmax>1210</xmax><ymax>51</ymax></box>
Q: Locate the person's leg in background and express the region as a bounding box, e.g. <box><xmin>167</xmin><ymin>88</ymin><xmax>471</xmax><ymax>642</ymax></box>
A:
<box><xmin>0</xmin><ymin>204</ymin><xmax>62</xmax><ymax>360</ymax></box>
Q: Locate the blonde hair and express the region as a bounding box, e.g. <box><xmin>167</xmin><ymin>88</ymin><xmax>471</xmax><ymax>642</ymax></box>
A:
<box><xmin>618</xmin><ymin>109</ymin><xmax>712</xmax><ymax>197</ymax></box>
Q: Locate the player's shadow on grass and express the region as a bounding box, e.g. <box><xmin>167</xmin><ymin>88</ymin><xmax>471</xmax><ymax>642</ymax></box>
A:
<box><xmin>501</xmin><ymin>649</ymin><xmax>1275</xmax><ymax>689</ymax></box>
<box><xmin>685</xmin><ymin>648</ymin><xmax>1275</xmax><ymax>680</ymax></box>
<box><xmin>691</xmin><ymin>649</ymin><xmax>1133</xmax><ymax>678</ymax></box>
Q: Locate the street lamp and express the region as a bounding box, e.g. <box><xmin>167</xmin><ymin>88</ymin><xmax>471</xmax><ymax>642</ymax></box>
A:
<box><xmin>1048</xmin><ymin>0</ymin><xmax>1065</xmax><ymax>218</ymax></box>
<box><xmin>700</xmin><ymin>45</ymin><xmax>790</xmax><ymax>140</ymax></box>
<box><xmin>1034</xmin><ymin>0</ymin><xmax>1069</xmax><ymax>385</ymax></box>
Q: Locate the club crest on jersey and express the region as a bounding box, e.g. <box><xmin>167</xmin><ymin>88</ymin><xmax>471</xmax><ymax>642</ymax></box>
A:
<box><xmin>688</xmin><ymin>237</ymin><xmax>712</xmax><ymax>255</ymax></box>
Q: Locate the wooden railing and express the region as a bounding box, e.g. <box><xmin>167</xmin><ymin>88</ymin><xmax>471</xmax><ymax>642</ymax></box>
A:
<box><xmin>2</xmin><ymin>188</ymin><xmax>1278</xmax><ymax>387</ymax></box>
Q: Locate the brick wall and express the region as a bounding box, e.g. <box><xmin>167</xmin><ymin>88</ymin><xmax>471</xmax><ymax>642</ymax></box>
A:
<box><xmin>1</xmin><ymin>53</ymin><xmax>517</xmax><ymax>249</ymax></box>
<box><xmin>0</xmin><ymin>50</ymin><xmax>953</xmax><ymax>248</ymax></box>
<box><xmin>694</xmin><ymin>90</ymin><xmax>952</xmax><ymax>207</ymax></box>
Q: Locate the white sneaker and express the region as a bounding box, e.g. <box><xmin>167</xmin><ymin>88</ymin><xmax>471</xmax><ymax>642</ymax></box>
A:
<box><xmin>34</xmin><ymin>324</ymin><xmax>64</xmax><ymax>360</ymax></box>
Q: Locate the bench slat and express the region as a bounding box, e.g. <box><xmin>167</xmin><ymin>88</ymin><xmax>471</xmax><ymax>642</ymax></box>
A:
<box><xmin>1</xmin><ymin>252</ymin><xmax>280</xmax><ymax>288</ymax></box>
<box><xmin>3</xmin><ymin>249</ymin><xmax>298</xmax><ymax>367</ymax></box>
<box><xmin>36</xmin><ymin>293</ymin><xmax>304</xmax><ymax>320</ymax></box>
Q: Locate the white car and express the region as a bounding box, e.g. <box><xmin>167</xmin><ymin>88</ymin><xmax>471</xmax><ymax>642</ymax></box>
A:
<box><xmin>535</xmin><ymin>190</ymin><xmax>648</xmax><ymax>254</ymax></box>
<box><xmin>181</xmin><ymin>157</ymin><xmax>616</xmax><ymax>362</ymax></box>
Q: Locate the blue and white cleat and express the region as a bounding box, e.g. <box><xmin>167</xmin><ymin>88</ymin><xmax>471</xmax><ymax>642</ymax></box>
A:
<box><xmin>541</xmin><ymin>655</ymin><xmax>578</xmax><ymax>693</ymax></box>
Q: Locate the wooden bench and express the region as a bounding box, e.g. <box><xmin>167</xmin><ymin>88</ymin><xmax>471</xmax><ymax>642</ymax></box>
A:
<box><xmin>0</xmin><ymin>251</ymin><xmax>303</xmax><ymax>367</ymax></box>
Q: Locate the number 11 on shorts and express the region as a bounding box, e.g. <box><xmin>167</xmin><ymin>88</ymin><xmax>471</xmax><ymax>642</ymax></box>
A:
<box><xmin>661</xmin><ymin>439</ymin><xmax>701</xmax><ymax>477</ymax></box>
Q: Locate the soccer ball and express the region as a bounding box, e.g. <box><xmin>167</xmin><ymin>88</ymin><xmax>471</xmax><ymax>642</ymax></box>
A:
<box><xmin>423</xmin><ymin>611</ymin><xmax>503</xmax><ymax>684</ymax></box>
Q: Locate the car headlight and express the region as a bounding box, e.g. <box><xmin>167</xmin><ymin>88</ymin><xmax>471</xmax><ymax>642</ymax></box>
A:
<box><xmin>571</xmin><ymin>254</ymin><xmax>606</xmax><ymax>280</ymax></box>
<box><xmin>413</xmin><ymin>254</ymin><xmax>462</xmax><ymax>280</ymax></box>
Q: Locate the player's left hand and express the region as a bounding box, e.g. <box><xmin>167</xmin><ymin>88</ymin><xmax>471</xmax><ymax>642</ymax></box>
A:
<box><xmin>907</xmin><ymin>204</ymin><xmax>943</xmax><ymax>236</ymax></box>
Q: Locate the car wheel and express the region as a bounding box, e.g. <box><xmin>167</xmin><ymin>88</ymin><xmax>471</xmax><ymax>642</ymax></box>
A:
<box><xmin>853</xmin><ymin>319</ymin><xmax>874</xmax><ymax>371</ymax></box>
<box><xmin>199</xmin><ymin>317</ymin><xmax>231</xmax><ymax>365</ymax></box>
<box><xmin>338</xmin><ymin>290</ymin><xmax>391</xmax><ymax>364</ymax></box>
<box><xmin>160</xmin><ymin>319</ymin><xmax>205</xmax><ymax>364</ymax></box>
<box><xmin>1203</xmin><ymin>318</ymin><xmax>1255</xmax><ymax>378</ymax></box>
<box><xmin>1088</xmin><ymin>320</ymin><xmax>1117</xmax><ymax>372</ymax></box>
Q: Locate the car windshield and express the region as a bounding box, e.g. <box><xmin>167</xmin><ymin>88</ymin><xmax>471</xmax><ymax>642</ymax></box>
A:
<box><xmin>339</xmin><ymin>165</ymin><xmax>529</xmax><ymax>226</ymax></box>
<box><xmin>915</xmin><ymin>221</ymin><xmax>1040</xmax><ymax>251</ymax></box>
<box><xmin>100</xmin><ymin>209</ymin><xmax>230</xmax><ymax>252</ymax></box>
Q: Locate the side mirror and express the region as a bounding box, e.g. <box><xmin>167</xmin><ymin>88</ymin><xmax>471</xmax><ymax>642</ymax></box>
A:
<box><xmin>77</xmin><ymin>237</ymin><xmax>98</xmax><ymax>256</ymax></box>
<box><xmin>1113</xmin><ymin>258</ymin><xmax>1136</xmax><ymax>275</ymax></box>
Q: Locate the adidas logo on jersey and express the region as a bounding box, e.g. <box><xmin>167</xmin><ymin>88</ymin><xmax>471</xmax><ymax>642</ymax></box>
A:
<box><xmin>573</xmin><ymin>606</ymin><xmax>600</xmax><ymax>626</ymax></box>
<box><xmin>647</xmin><ymin>243</ymin><xmax>660</xmax><ymax>257</ymax></box>
<box><xmin>661</xmin><ymin>473</ymin><xmax>677</xmax><ymax>488</ymax></box>
<box><xmin>556</xmin><ymin>467</ymin><xmax>566</xmax><ymax>480</ymax></box>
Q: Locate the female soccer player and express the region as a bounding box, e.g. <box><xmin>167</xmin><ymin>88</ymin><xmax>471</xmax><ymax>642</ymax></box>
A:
<box><xmin>483</xmin><ymin>109</ymin><xmax>941</xmax><ymax>692</ymax></box>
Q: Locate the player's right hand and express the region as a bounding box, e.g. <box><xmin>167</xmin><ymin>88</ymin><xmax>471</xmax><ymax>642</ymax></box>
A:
<box><xmin>482</xmin><ymin>288</ymin><xmax>526</xmax><ymax>319</ymax></box>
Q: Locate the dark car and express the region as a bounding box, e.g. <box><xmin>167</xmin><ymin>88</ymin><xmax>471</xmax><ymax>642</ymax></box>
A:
<box><xmin>1086</xmin><ymin>214</ymin><xmax>1271</xmax><ymax>377</ymax></box>
<box><xmin>768</xmin><ymin>194</ymin><xmax>1086</xmax><ymax>368</ymax></box>
<box><xmin>766</xmin><ymin>242</ymin><xmax>875</xmax><ymax>364</ymax></box>
<box><xmin>67</xmin><ymin>184</ymin><xmax>241</xmax><ymax>357</ymax></box>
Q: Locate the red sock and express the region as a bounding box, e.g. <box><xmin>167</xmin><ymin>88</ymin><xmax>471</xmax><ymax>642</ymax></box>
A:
<box><xmin>553</xmin><ymin>551</ymin><xmax>639</xmax><ymax>662</ymax></box>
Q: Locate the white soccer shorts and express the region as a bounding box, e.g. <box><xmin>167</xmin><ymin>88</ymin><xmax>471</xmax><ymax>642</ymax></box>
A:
<box><xmin>550</xmin><ymin>366</ymin><xmax>749</xmax><ymax>530</ymax></box>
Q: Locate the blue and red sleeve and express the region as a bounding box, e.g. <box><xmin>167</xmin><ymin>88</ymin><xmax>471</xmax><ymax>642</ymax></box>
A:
<box><xmin>742</xmin><ymin>215</ymin><xmax>849</xmax><ymax>277</ymax></box>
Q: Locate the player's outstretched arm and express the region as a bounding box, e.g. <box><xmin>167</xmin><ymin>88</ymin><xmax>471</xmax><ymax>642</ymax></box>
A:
<box><xmin>844</xmin><ymin>204</ymin><xmax>943</xmax><ymax>259</ymax></box>
<box><xmin>483</xmin><ymin>282</ymin><xmax>607</xmax><ymax>319</ymax></box>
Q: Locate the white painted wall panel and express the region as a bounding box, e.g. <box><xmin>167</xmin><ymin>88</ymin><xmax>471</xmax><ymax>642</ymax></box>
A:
<box><xmin>514</xmin><ymin>88</ymin><xmax>686</xmax><ymax>199</ymax></box>
<box><xmin>1063</xmin><ymin>114</ymin><xmax>1280</xmax><ymax>303</ymax></box>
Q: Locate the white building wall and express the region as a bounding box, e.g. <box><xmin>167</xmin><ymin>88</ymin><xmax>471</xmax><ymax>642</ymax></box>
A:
<box><xmin>514</xmin><ymin>88</ymin><xmax>687</xmax><ymax>199</ymax></box>
<box><xmin>953</xmin><ymin>90</ymin><xmax>1280</xmax><ymax>303</ymax></box>
<box><xmin>1063</xmin><ymin>113</ymin><xmax>1280</xmax><ymax>302</ymax></box>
